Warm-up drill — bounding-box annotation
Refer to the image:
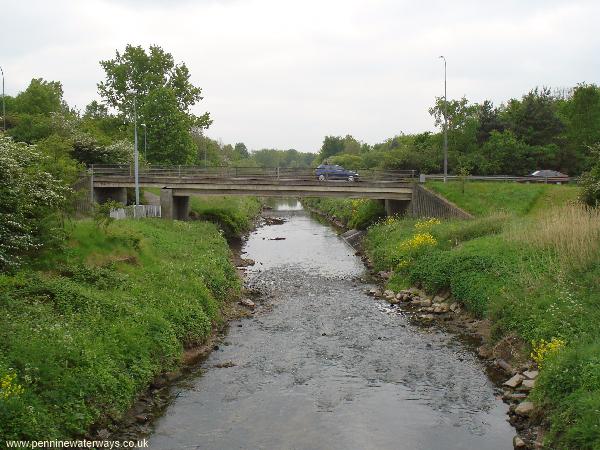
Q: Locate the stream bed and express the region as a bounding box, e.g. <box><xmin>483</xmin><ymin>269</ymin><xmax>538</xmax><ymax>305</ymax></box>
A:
<box><xmin>146</xmin><ymin>200</ymin><xmax>514</xmax><ymax>449</ymax></box>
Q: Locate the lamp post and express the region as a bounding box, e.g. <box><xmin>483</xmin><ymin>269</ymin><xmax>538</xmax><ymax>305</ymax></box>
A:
<box><xmin>439</xmin><ymin>55</ymin><xmax>448</xmax><ymax>183</ymax></box>
<box><xmin>0</xmin><ymin>66</ymin><xmax>5</xmax><ymax>132</ymax></box>
<box><xmin>127</xmin><ymin>91</ymin><xmax>140</xmax><ymax>206</ymax></box>
<box><xmin>140</xmin><ymin>123</ymin><xmax>147</xmax><ymax>161</ymax></box>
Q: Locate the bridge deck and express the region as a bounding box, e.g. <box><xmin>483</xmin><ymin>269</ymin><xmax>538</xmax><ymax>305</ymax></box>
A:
<box><xmin>91</xmin><ymin>166</ymin><xmax>415</xmax><ymax>200</ymax></box>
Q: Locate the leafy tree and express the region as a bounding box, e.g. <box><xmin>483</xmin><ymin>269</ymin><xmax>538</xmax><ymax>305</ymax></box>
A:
<box><xmin>98</xmin><ymin>44</ymin><xmax>211</xmax><ymax>129</ymax></box>
<box><xmin>141</xmin><ymin>87</ymin><xmax>196</xmax><ymax>165</ymax></box>
<box><xmin>13</xmin><ymin>78</ymin><xmax>66</xmax><ymax>115</ymax></box>
<box><xmin>318</xmin><ymin>136</ymin><xmax>345</xmax><ymax>161</ymax></box>
<box><xmin>0</xmin><ymin>136</ymin><xmax>69</xmax><ymax>271</ymax></box>
<box><xmin>502</xmin><ymin>87</ymin><xmax>565</xmax><ymax>147</ymax></box>
<box><xmin>476</xmin><ymin>100</ymin><xmax>505</xmax><ymax>145</ymax></box>
<box><xmin>233</xmin><ymin>142</ymin><xmax>249</xmax><ymax>160</ymax></box>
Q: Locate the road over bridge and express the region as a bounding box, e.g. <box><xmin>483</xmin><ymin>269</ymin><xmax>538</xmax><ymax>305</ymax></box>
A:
<box><xmin>91</xmin><ymin>165</ymin><xmax>417</xmax><ymax>219</ymax></box>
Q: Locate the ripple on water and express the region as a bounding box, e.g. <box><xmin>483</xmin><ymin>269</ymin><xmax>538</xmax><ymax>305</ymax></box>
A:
<box><xmin>146</xmin><ymin>205</ymin><xmax>514</xmax><ymax>450</ymax></box>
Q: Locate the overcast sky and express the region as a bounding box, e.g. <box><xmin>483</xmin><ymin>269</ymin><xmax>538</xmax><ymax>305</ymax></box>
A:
<box><xmin>2</xmin><ymin>0</ymin><xmax>599</xmax><ymax>152</ymax></box>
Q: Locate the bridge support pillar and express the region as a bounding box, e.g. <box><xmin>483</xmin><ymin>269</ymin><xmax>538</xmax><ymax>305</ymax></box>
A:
<box><xmin>160</xmin><ymin>189</ymin><xmax>189</xmax><ymax>221</ymax></box>
<box><xmin>384</xmin><ymin>199</ymin><xmax>409</xmax><ymax>217</ymax></box>
<box><xmin>93</xmin><ymin>187</ymin><xmax>127</xmax><ymax>205</ymax></box>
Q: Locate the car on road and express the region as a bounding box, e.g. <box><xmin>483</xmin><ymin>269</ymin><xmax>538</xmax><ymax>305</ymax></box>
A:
<box><xmin>315</xmin><ymin>164</ymin><xmax>359</xmax><ymax>182</ymax></box>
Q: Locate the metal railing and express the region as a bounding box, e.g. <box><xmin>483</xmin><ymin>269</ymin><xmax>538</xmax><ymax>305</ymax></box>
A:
<box><xmin>90</xmin><ymin>165</ymin><xmax>417</xmax><ymax>184</ymax></box>
<box><xmin>422</xmin><ymin>174</ymin><xmax>572</xmax><ymax>184</ymax></box>
<box><xmin>109</xmin><ymin>205</ymin><xmax>161</xmax><ymax>220</ymax></box>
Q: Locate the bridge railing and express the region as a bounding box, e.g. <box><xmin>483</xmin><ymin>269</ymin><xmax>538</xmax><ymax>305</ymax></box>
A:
<box><xmin>90</xmin><ymin>165</ymin><xmax>417</xmax><ymax>184</ymax></box>
<box><xmin>422</xmin><ymin>174</ymin><xmax>572</xmax><ymax>184</ymax></box>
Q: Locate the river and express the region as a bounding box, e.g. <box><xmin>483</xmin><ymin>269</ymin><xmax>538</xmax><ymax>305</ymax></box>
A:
<box><xmin>146</xmin><ymin>200</ymin><xmax>514</xmax><ymax>450</ymax></box>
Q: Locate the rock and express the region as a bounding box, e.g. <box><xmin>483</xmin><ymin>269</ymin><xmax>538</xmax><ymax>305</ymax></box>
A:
<box><xmin>214</xmin><ymin>360</ymin><xmax>236</xmax><ymax>368</ymax></box>
<box><xmin>477</xmin><ymin>346</ymin><xmax>491</xmax><ymax>358</ymax></box>
<box><xmin>433</xmin><ymin>295</ymin><xmax>447</xmax><ymax>303</ymax></box>
<box><xmin>449</xmin><ymin>302</ymin><xmax>459</xmax><ymax>312</ymax></box>
<box><xmin>514</xmin><ymin>401</ymin><xmax>535</xmax><ymax>416</ymax></box>
<box><xmin>520</xmin><ymin>379</ymin><xmax>536</xmax><ymax>390</ymax></box>
<box><xmin>388</xmin><ymin>297</ymin><xmax>400</xmax><ymax>305</ymax></box>
<box><xmin>433</xmin><ymin>303</ymin><xmax>449</xmax><ymax>313</ymax></box>
<box><xmin>503</xmin><ymin>374</ymin><xmax>524</xmax><ymax>388</ymax></box>
<box><xmin>513</xmin><ymin>435</ymin><xmax>526</xmax><ymax>448</ymax></box>
<box><xmin>378</xmin><ymin>271</ymin><xmax>392</xmax><ymax>279</ymax></box>
<box><xmin>437</xmin><ymin>290</ymin><xmax>451</xmax><ymax>300</ymax></box>
<box><xmin>523</xmin><ymin>370</ymin><xmax>539</xmax><ymax>380</ymax></box>
<box><xmin>422</xmin><ymin>307</ymin><xmax>434</xmax><ymax>313</ymax></box>
<box><xmin>239</xmin><ymin>258</ymin><xmax>255</xmax><ymax>267</ymax></box>
<box><xmin>420</xmin><ymin>298</ymin><xmax>432</xmax><ymax>307</ymax></box>
<box><xmin>383</xmin><ymin>289</ymin><xmax>395</xmax><ymax>299</ymax></box>
<box><xmin>135</xmin><ymin>414</ymin><xmax>149</xmax><ymax>423</ymax></box>
<box><xmin>368</xmin><ymin>288</ymin><xmax>381</xmax><ymax>297</ymax></box>
<box><xmin>497</xmin><ymin>359</ymin><xmax>515</xmax><ymax>374</ymax></box>
<box><xmin>419</xmin><ymin>314</ymin><xmax>435</xmax><ymax>321</ymax></box>
<box><xmin>503</xmin><ymin>392</ymin><xmax>528</xmax><ymax>402</ymax></box>
<box><xmin>396</xmin><ymin>293</ymin><xmax>403</xmax><ymax>300</ymax></box>
<box><xmin>239</xmin><ymin>298</ymin><xmax>256</xmax><ymax>309</ymax></box>
<box><xmin>97</xmin><ymin>429</ymin><xmax>110</xmax><ymax>440</ymax></box>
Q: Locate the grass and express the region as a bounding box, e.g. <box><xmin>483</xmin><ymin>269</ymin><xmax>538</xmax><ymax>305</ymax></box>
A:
<box><xmin>428</xmin><ymin>181</ymin><xmax>579</xmax><ymax>216</ymax></box>
<box><xmin>0</xmin><ymin>218</ymin><xmax>241</xmax><ymax>440</ymax></box>
<box><xmin>364</xmin><ymin>183</ymin><xmax>600</xmax><ymax>449</ymax></box>
<box><xmin>302</xmin><ymin>198</ymin><xmax>385</xmax><ymax>229</ymax></box>
<box><xmin>189</xmin><ymin>196</ymin><xmax>262</xmax><ymax>238</ymax></box>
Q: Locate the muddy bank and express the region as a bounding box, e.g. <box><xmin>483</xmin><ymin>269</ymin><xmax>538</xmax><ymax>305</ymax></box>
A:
<box><xmin>142</xmin><ymin>200</ymin><xmax>514</xmax><ymax>450</ymax></box>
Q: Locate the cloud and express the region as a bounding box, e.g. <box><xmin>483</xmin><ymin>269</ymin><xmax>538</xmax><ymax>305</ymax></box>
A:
<box><xmin>2</xmin><ymin>0</ymin><xmax>599</xmax><ymax>152</ymax></box>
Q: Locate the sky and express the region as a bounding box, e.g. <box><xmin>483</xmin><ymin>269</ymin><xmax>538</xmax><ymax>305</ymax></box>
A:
<box><xmin>2</xmin><ymin>0</ymin><xmax>599</xmax><ymax>152</ymax></box>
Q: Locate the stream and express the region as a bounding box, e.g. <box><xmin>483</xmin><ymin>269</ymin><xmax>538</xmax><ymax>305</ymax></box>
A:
<box><xmin>146</xmin><ymin>200</ymin><xmax>514</xmax><ymax>449</ymax></box>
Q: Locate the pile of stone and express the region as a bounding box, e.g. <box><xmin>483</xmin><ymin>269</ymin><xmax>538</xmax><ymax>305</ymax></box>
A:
<box><xmin>367</xmin><ymin>287</ymin><xmax>461</xmax><ymax>320</ymax></box>
<box><xmin>501</xmin><ymin>369</ymin><xmax>540</xmax><ymax>448</ymax></box>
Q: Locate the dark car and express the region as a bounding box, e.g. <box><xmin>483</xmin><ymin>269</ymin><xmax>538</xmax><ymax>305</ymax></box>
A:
<box><xmin>315</xmin><ymin>164</ymin><xmax>359</xmax><ymax>182</ymax></box>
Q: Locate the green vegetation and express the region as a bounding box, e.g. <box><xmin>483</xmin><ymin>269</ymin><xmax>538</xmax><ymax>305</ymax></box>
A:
<box><xmin>302</xmin><ymin>198</ymin><xmax>385</xmax><ymax>230</ymax></box>
<box><xmin>427</xmin><ymin>181</ymin><xmax>579</xmax><ymax>216</ymax></box>
<box><xmin>364</xmin><ymin>183</ymin><xmax>600</xmax><ymax>448</ymax></box>
<box><xmin>316</xmin><ymin>85</ymin><xmax>600</xmax><ymax>177</ymax></box>
<box><xmin>0</xmin><ymin>218</ymin><xmax>240</xmax><ymax>440</ymax></box>
<box><xmin>189</xmin><ymin>196</ymin><xmax>262</xmax><ymax>238</ymax></box>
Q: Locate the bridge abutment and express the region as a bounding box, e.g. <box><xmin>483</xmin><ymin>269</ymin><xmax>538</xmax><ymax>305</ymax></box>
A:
<box><xmin>382</xmin><ymin>199</ymin><xmax>410</xmax><ymax>216</ymax></box>
<box><xmin>93</xmin><ymin>187</ymin><xmax>127</xmax><ymax>205</ymax></box>
<box><xmin>160</xmin><ymin>188</ymin><xmax>190</xmax><ymax>221</ymax></box>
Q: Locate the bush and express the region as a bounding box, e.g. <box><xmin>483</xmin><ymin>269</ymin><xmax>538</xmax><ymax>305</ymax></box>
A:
<box><xmin>0</xmin><ymin>136</ymin><xmax>69</xmax><ymax>271</ymax></box>
<box><xmin>579</xmin><ymin>148</ymin><xmax>600</xmax><ymax>207</ymax></box>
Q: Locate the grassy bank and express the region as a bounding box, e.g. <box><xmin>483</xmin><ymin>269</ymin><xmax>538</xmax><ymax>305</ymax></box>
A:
<box><xmin>189</xmin><ymin>196</ymin><xmax>262</xmax><ymax>238</ymax></box>
<box><xmin>302</xmin><ymin>198</ymin><xmax>384</xmax><ymax>229</ymax></box>
<box><xmin>365</xmin><ymin>182</ymin><xmax>600</xmax><ymax>449</ymax></box>
<box><xmin>0</xmin><ymin>215</ymin><xmax>246</xmax><ymax>440</ymax></box>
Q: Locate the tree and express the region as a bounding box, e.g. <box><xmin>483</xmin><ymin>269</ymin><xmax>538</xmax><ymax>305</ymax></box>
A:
<box><xmin>502</xmin><ymin>87</ymin><xmax>565</xmax><ymax>147</ymax></box>
<box><xmin>233</xmin><ymin>142</ymin><xmax>249</xmax><ymax>160</ymax></box>
<box><xmin>98</xmin><ymin>44</ymin><xmax>211</xmax><ymax>129</ymax></box>
<box><xmin>579</xmin><ymin>145</ymin><xmax>600</xmax><ymax>207</ymax></box>
<box><xmin>318</xmin><ymin>136</ymin><xmax>345</xmax><ymax>161</ymax></box>
<box><xmin>476</xmin><ymin>100</ymin><xmax>505</xmax><ymax>145</ymax></box>
<box><xmin>13</xmin><ymin>78</ymin><xmax>66</xmax><ymax>115</ymax></box>
<box><xmin>141</xmin><ymin>87</ymin><xmax>196</xmax><ymax>165</ymax></box>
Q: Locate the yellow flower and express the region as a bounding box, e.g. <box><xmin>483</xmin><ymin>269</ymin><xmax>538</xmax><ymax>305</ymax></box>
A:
<box><xmin>0</xmin><ymin>372</ymin><xmax>25</xmax><ymax>400</ymax></box>
<box><xmin>400</xmin><ymin>232</ymin><xmax>437</xmax><ymax>251</ymax></box>
<box><xmin>531</xmin><ymin>338</ymin><xmax>566</xmax><ymax>368</ymax></box>
<box><xmin>415</xmin><ymin>218</ymin><xmax>441</xmax><ymax>231</ymax></box>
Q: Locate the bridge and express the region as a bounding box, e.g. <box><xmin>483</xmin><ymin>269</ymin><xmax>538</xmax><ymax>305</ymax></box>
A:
<box><xmin>90</xmin><ymin>165</ymin><xmax>417</xmax><ymax>219</ymax></box>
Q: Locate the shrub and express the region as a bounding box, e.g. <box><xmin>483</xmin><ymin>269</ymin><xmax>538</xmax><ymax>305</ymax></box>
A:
<box><xmin>0</xmin><ymin>136</ymin><xmax>69</xmax><ymax>271</ymax></box>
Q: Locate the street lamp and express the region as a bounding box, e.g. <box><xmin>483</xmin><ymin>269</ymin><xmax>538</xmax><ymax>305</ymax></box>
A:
<box><xmin>0</xmin><ymin>66</ymin><xmax>5</xmax><ymax>132</ymax></box>
<box><xmin>439</xmin><ymin>55</ymin><xmax>448</xmax><ymax>183</ymax></box>
<box><xmin>140</xmin><ymin>123</ymin><xmax>147</xmax><ymax>161</ymax></box>
<box><xmin>127</xmin><ymin>90</ymin><xmax>140</xmax><ymax>206</ymax></box>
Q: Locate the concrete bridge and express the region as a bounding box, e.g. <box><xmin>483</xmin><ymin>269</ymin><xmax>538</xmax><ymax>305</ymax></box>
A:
<box><xmin>90</xmin><ymin>165</ymin><xmax>470</xmax><ymax>220</ymax></box>
<box><xmin>91</xmin><ymin>165</ymin><xmax>415</xmax><ymax>219</ymax></box>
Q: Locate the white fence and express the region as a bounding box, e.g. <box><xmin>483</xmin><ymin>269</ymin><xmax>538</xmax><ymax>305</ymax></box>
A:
<box><xmin>110</xmin><ymin>205</ymin><xmax>162</xmax><ymax>220</ymax></box>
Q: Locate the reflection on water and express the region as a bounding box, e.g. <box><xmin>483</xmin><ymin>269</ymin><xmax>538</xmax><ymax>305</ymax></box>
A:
<box><xmin>146</xmin><ymin>199</ymin><xmax>513</xmax><ymax>450</ymax></box>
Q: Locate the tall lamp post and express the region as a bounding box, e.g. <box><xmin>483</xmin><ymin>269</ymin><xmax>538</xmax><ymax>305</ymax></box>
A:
<box><xmin>439</xmin><ymin>55</ymin><xmax>448</xmax><ymax>182</ymax></box>
<box><xmin>0</xmin><ymin>66</ymin><xmax>5</xmax><ymax>132</ymax></box>
<box><xmin>128</xmin><ymin>91</ymin><xmax>140</xmax><ymax>206</ymax></box>
<box><xmin>140</xmin><ymin>123</ymin><xmax>147</xmax><ymax>161</ymax></box>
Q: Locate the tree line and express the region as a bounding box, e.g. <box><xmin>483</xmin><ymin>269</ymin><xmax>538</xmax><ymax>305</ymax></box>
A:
<box><xmin>317</xmin><ymin>85</ymin><xmax>600</xmax><ymax>177</ymax></box>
